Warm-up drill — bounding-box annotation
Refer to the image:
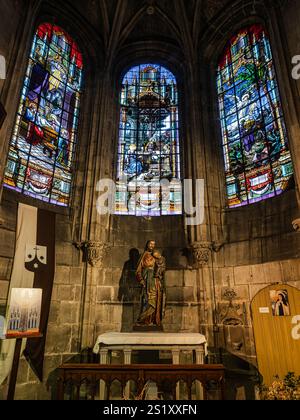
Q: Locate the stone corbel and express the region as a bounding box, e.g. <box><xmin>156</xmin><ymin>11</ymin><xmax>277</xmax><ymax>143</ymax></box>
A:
<box><xmin>191</xmin><ymin>241</ymin><xmax>213</xmax><ymax>268</ymax></box>
<box><xmin>74</xmin><ymin>241</ymin><xmax>110</xmax><ymax>267</ymax></box>
<box><xmin>211</xmin><ymin>242</ymin><xmax>225</xmax><ymax>253</ymax></box>
<box><xmin>292</xmin><ymin>218</ymin><xmax>300</xmax><ymax>232</ymax></box>
<box><xmin>191</xmin><ymin>240</ymin><xmax>225</xmax><ymax>268</ymax></box>
<box><xmin>86</xmin><ymin>241</ymin><xmax>106</xmax><ymax>267</ymax></box>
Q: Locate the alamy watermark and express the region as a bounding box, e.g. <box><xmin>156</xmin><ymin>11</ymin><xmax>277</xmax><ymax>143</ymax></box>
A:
<box><xmin>292</xmin><ymin>56</ymin><xmax>300</xmax><ymax>80</ymax></box>
<box><xmin>0</xmin><ymin>55</ymin><xmax>6</xmax><ymax>80</ymax></box>
<box><xmin>96</xmin><ymin>177</ymin><xmax>205</xmax><ymax>226</ymax></box>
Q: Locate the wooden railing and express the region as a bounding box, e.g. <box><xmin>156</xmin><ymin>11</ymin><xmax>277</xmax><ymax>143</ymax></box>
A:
<box><xmin>57</xmin><ymin>364</ymin><xmax>225</xmax><ymax>400</ymax></box>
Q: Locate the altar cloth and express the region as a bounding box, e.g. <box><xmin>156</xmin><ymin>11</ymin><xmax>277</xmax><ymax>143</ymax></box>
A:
<box><xmin>93</xmin><ymin>332</ymin><xmax>207</xmax><ymax>354</ymax></box>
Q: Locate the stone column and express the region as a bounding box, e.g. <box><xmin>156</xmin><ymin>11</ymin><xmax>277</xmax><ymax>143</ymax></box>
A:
<box><xmin>123</xmin><ymin>348</ymin><xmax>132</xmax><ymax>399</ymax></box>
<box><xmin>195</xmin><ymin>348</ymin><xmax>205</xmax><ymax>364</ymax></box>
<box><xmin>78</xmin><ymin>241</ymin><xmax>109</xmax><ymax>349</ymax></box>
<box><xmin>172</xmin><ymin>348</ymin><xmax>180</xmax><ymax>365</ymax></box>
<box><xmin>0</xmin><ymin>2</ymin><xmax>33</xmax><ymax>194</ymax></box>
<box><xmin>99</xmin><ymin>348</ymin><xmax>109</xmax><ymax>400</ymax></box>
<box><xmin>172</xmin><ymin>348</ymin><xmax>180</xmax><ymax>399</ymax></box>
<box><xmin>268</xmin><ymin>7</ymin><xmax>300</xmax><ymax>221</ymax></box>
<box><xmin>100</xmin><ymin>348</ymin><xmax>109</xmax><ymax>364</ymax></box>
<box><xmin>195</xmin><ymin>347</ymin><xmax>205</xmax><ymax>400</ymax></box>
<box><xmin>76</xmin><ymin>71</ymin><xmax>116</xmax><ymax>352</ymax></box>
<box><xmin>123</xmin><ymin>348</ymin><xmax>132</xmax><ymax>365</ymax></box>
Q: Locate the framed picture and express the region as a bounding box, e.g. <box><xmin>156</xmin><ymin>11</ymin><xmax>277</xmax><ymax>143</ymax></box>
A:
<box><xmin>270</xmin><ymin>289</ymin><xmax>290</xmax><ymax>317</ymax></box>
<box><xmin>6</xmin><ymin>288</ymin><xmax>42</xmax><ymax>338</ymax></box>
<box><xmin>0</xmin><ymin>101</ymin><xmax>6</xmax><ymax>129</ymax></box>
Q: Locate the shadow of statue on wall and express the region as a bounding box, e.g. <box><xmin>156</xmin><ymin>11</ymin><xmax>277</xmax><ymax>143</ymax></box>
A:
<box><xmin>118</xmin><ymin>248</ymin><xmax>141</xmax><ymax>332</ymax></box>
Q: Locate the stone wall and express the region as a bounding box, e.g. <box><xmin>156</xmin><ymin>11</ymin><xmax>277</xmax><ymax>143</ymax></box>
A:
<box><xmin>0</xmin><ymin>0</ymin><xmax>96</xmax><ymax>401</ymax></box>
<box><xmin>0</xmin><ymin>203</ymin><xmax>85</xmax><ymax>399</ymax></box>
<box><xmin>0</xmin><ymin>0</ymin><xmax>300</xmax><ymax>400</ymax></box>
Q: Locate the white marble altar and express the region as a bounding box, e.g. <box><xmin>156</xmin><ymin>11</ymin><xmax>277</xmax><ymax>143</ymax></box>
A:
<box><xmin>93</xmin><ymin>332</ymin><xmax>207</xmax><ymax>364</ymax></box>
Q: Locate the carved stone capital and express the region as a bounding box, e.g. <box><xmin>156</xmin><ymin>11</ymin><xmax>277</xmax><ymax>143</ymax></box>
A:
<box><xmin>191</xmin><ymin>241</ymin><xmax>213</xmax><ymax>268</ymax></box>
<box><xmin>83</xmin><ymin>241</ymin><xmax>108</xmax><ymax>267</ymax></box>
<box><xmin>292</xmin><ymin>218</ymin><xmax>300</xmax><ymax>232</ymax></box>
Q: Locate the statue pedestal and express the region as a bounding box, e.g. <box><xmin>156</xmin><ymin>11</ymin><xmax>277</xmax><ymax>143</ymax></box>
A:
<box><xmin>94</xmin><ymin>332</ymin><xmax>207</xmax><ymax>400</ymax></box>
<box><xmin>132</xmin><ymin>324</ymin><xmax>163</xmax><ymax>332</ymax></box>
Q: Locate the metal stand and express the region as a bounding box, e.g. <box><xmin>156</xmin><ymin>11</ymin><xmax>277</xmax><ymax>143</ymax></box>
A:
<box><xmin>1</xmin><ymin>333</ymin><xmax>43</xmax><ymax>400</ymax></box>
<box><xmin>7</xmin><ymin>338</ymin><xmax>22</xmax><ymax>400</ymax></box>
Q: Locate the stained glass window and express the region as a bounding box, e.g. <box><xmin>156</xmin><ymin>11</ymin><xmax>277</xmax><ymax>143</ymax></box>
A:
<box><xmin>4</xmin><ymin>23</ymin><xmax>83</xmax><ymax>206</ymax></box>
<box><xmin>217</xmin><ymin>24</ymin><xmax>294</xmax><ymax>208</ymax></box>
<box><xmin>115</xmin><ymin>64</ymin><xmax>182</xmax><ymax>216</ymax></box>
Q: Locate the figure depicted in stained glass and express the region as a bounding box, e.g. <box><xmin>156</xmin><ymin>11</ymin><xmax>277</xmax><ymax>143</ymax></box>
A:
<box><xmin>116</xmin><ymin>64</ymin><xmax>182</xmax><ymax>216</ymax></box>
<box><xmin>217</xmin><ymin>24</ymin><xmax>293</xmax><ymax>207</ymax></box>
<box><xmin>4</xmin><ymin>23</ymin><xmax>83</xmax><ymax>206</ymax></box>
<box><xmin>135</xmin><ymin>240</ymin><xmax>166</xmax><ymax>328</ymax></box>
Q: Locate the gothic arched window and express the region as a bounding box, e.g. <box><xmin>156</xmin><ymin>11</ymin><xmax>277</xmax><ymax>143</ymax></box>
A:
<box><xmin>4</xmin><ymin>23</ymin><xmax>83</xmax><ymax>206</ymax></box>
<box><xmin>115</xmin><ymin>64</ymin><xmax>182</xmax><ymax>216</ymax></box>
<box><xmin>217</xmin><ymin>24</ymin><xmax>294</xmax><ymax>208</ymax></box>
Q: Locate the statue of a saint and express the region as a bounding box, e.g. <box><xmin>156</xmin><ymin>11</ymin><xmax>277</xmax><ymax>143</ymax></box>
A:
<box><xmin>135</xmin><ymin>240</ymin><xmax>166</xmax><ymax>327</ymax></box>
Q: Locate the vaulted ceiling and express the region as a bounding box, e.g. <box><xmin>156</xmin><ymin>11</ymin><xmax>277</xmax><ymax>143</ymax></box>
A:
<box><xmin>65</xmin><ymin>0</ymin><xmax>230</xmax><ymax>50</ymax></box>
<box><xmin>47</xmin><ymin>0</ymin><xmax>286</xmax><ymax>70</ymax></box>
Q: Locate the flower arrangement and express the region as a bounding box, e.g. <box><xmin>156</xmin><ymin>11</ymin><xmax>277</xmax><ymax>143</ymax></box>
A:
<box><xmin>261</xmin><ymin>372</ymin><xmax>300</xmax><ymax>400</ymax></box>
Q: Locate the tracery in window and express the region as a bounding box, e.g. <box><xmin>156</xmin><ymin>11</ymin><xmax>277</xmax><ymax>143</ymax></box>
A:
<box><xmin>217</xmin><ymin>24</ymin><xmax>293</xmax><ymax>207</ymax></box>
<box><xmin>4</xmin><ymin>23</ymin><xmax>83</xmax><ymax>206</ymax></box>
<box><xmin>115</xmin><ymin>64</ymin><xmax>182</xmax><ymax>216</ymax></box>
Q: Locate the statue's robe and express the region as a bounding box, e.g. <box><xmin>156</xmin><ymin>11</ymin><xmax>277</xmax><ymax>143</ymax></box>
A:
<box><xmin>136</xmin><ymin>251</ymin><xmax>165</xmax><ymax>326</ymax></box>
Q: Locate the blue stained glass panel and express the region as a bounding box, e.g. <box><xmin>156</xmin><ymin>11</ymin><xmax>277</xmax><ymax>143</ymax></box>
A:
<box><xmin>217</xmin><ymin>24</ymin><xmax>294</xmax><ymax>207</ymax></box>
<box><xmin>116</xmin><ymin>64</ymin><xmax>182</xmax><ymax>216</ymax></box>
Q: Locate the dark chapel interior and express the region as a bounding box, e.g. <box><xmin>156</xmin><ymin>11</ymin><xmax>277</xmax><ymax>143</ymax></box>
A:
<box><xmin>0</xmin><ymin>0</ymin><xmax>300</xmax><ymax>400</ymax></box>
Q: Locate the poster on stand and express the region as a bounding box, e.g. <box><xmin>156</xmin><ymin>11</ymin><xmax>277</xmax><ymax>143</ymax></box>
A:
<box><xmin>6</xmin><ymin>288</ymin><xmax>42</xmax><ymax>338</ymax></box>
